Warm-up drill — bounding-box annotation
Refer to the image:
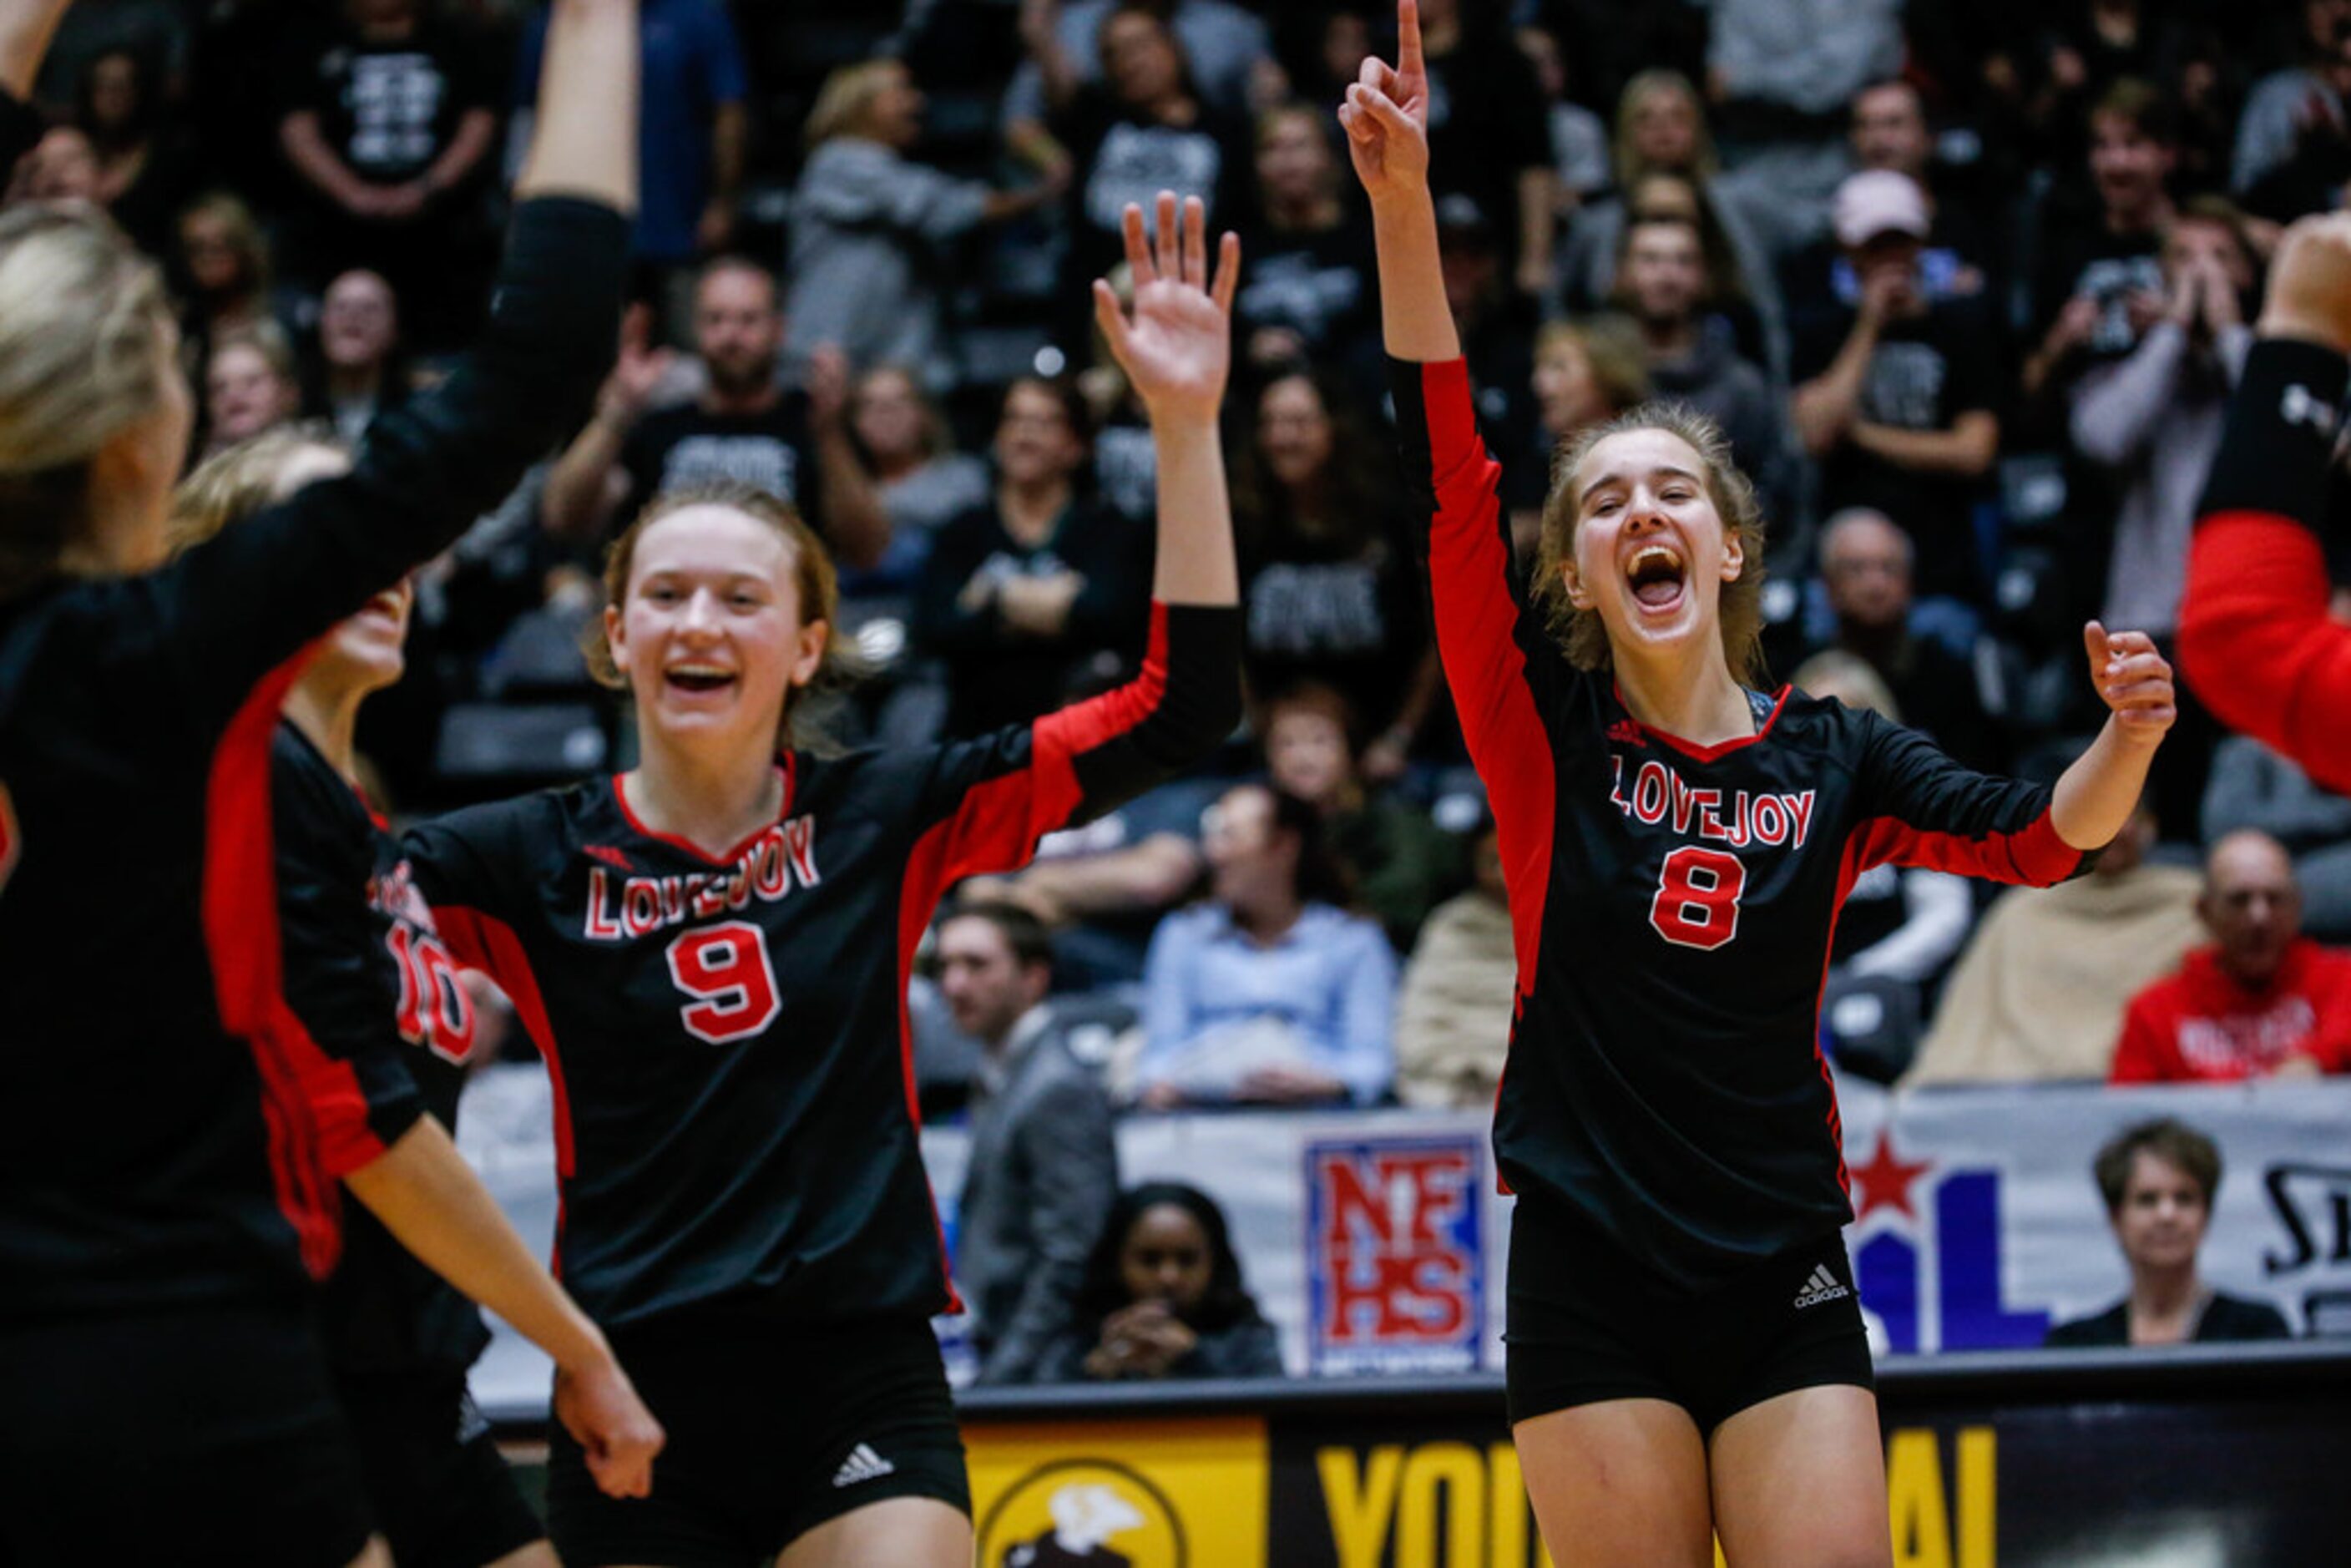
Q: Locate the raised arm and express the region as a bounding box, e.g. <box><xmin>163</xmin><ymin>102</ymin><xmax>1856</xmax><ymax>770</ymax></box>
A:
<box><xmin>908</xmin><ymin>193</ymin><xmax>1243</xmax><ymax>895</ymax></box>
<box><xmin>2179</xmin><ymin>213</ymin><xmax>2351</xmax><ymax>793</ymax></box>
<box><xmin>1340</xmin><ymin>0</ymin><xmax>1458</xmax><ymax>364</ymax></box>
<box><xmin>159</xmin><ymin>0</ymin><xmax>639</xmax><ymax>722</ymax></box>
<box><xmin>0</xmin><ymin>0</ymin><xmax>67</xmax><ymax>163</ymax></box>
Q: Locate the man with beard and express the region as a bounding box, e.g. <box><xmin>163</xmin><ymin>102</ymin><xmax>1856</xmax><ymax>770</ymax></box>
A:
<box><xmin>1612</xmin><ymin>213</ymin><xmax>1791</xmax><ymax>519</ymax></box>
<box><xmin>542</xmin><ymin>255</ymin><xmax>880</xmax><ymax>564</ymax></box>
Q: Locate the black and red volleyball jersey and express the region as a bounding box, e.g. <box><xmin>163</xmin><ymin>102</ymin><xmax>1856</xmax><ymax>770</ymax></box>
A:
<box><xmin>402</xmin><ymin>603</ymin><xmax>1239</xmax><ymax>1333</ymax></box>
<box><xmin>2182</xmin><ymin>336</ymin><xmax>2351</xmax><ymax>792</ymax></box>
<box><xmin>1393</xmin><ymin>357</ymin><xmax>2087</xmax><ymax>1288</ymax></box>
<box><xmin>0</xmin><ymin>198</ymin><xmax>626</xmax><ymax>1323</ymax></box>
<box><xmin>274</xmin><ymin>725</ymin><xmax>490</xmax><ymax>1376</ymax></box>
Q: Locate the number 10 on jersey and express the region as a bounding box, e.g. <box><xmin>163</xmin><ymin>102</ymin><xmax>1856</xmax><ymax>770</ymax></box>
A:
<box><xmin>1650</xmin><ymin>846</ymin><xmax>1746</xmax><ymax>950</ymax></box>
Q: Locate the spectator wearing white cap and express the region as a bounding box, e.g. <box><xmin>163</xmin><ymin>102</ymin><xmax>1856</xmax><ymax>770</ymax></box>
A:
<box><xmin>1791</xmin><ymin>169</ymin><xmax>2002</xmax><ymax>608</ymax></box>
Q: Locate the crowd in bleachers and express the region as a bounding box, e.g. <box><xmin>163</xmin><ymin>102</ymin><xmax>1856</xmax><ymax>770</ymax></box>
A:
<box><xmin>28</xmin><ymin>0</ymin><xmax>2351</xmax><ymax>1374</ymax></box>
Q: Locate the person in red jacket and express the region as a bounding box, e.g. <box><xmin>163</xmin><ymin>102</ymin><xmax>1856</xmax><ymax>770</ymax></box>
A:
<box><xmin>2180</xmin><ymin>212</ymin><xmax>2351</xmax><ymax>792</ymax></box>
<box><xmin>2111</xmin><ymin>829</ymin><xmax>2351</xmax><ymax>1081</ymax></box>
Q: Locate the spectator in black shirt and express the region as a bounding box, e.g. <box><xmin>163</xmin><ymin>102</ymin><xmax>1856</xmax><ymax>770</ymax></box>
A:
<box><xmin>1231</xmin><ymin>368</ymin><xmax>1440</xmax><ymax>775</ymax></box>
<box><xmin>1234</xmin><ymin>102</ymin><xmax>1379</xmax><ymax>378</ymax></box>
<box><xmin>1051</xmin><ymin>3</ymin><xmax>1248</xmax><ymax>346</ymax></box>
<box><xmin>1037</xmin><ymin>1183</ymin><xmax>1284</xmax><ymax>1383</ymax></box>
<box><xmin>1810</xmin><ymin>508</ymin><xmax>2003</xmax><ymax>771</ymax></box>
<box><xmin>915</xmin><ymin>376</ymin><xmax>1150</xmax><ymax>736</ymax></box>
<box><xmin>173</xmin><ymin>191</ymin><xmax>300</xmax><ymax>381</ymax></box>
<box><xmin>2022</xmin><ymin>79</ymin><xmax>2177</xmax><ymax>406</ymax></box>
<box><xmin>1792</xmin><ymin>169</ymin><xmax>2001</xmax><ymax>606</ymax></box>
<box><xmin>276</xmin><ymin>0</ymin><xmax>501</xmax><ymax>349</ymax></box>
<box><xmin>2045</xmin><ymin>1118</ymin><xmax>2293</xmax><ymax>1347</ymax></box>
<box><xmin>543</xmin><ymin>256</ymin><xmax>881</xmax><ymax>567</ymax></box>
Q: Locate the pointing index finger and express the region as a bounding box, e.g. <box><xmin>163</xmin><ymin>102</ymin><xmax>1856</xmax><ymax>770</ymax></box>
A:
<box><xmin>1398</xmin><ymin>0</ymin><xmax>1423</xmax><ymax>78</ymax></box>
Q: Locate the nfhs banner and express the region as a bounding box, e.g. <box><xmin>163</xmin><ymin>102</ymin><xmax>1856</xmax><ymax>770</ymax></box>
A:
<box><xmin>923</xmin><ymin>1078</ymin><xmax>2351</xmax><ymax>1377</ymax></box>
<box><xmin>463</xmin><ymin>1074</ymin><xmax>2351</xmax><ymax>1403</ymax></box>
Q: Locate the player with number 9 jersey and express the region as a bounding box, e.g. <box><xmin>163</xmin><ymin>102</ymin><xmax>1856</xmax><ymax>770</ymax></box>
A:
<box><xmin>1344</xmin><ymin>4</ymin><xmax>2177</xmax><ymax>1562</ymax></box>
<box><xmin>401</xmin><ymin>193</ymin><xmax>1245</xmax><ymax>1568</ymax></box>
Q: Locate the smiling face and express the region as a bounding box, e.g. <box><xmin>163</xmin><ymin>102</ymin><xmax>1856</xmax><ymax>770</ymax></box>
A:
<box><xmin>604</xmin><ymin>504</ymin><xmax>830</xmax><ymax>759</ymax></box>
<box><xmin>2112</xmin><ymin>1151</ymin><xmax>2210</xmax><ymax>1276</ymax></box>
<box><xmin>1556</xmin><ymin>427</ymin><xmax>1743</xmax><ymax>664</ymax></box>
<box><xmin>205</xmin><ymin>342</ymin><xmax>297</xmax><ymax>446</ymax></box>
<box><xmin>863</xmin><ymin>62</ymin><xmax>926</xmax><ymax>149</ymax></box>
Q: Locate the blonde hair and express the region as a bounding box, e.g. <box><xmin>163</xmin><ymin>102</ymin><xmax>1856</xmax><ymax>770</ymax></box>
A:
<box><xmin>805</xmin><ymin>60</ymin><xmax>902</xmax><ymax>148</ymax></box>
<box><xmin>1791</xmin><ymin>649</ymin><xmax>1900</xmax><ymax>721</ymax></box>
<box><xmin>1534</xmin><ymin>316</ymin><xmax>1651</xmax><ymax>429</ymax></box>
<box><xmin>207</xmin><ymin>318</ymin><xmax>299</xmax><ymax>388</ymax></box>
<box><xmin>589</xmin><ymin>482</ymin><xmax>857</xmax><ymax>750</ymax></box>
<box><xmin>177</xmin><ymin>190</ymin><xmax>271</xmax><ymax>297</ymax></box>
<box><xmin>1613</xmin><ymin>69</ymin><xmax>1719</xmax><ymax>189</ymax></box>
<box><xmin>1532</xmin><ymin>402</ymin><xmax>1769</xmax><ymax>685</ymax></box>
<box><xmin>167</xmin><ymin>424</ymin><xmax>346</xmax><ymax>555</ymax></box>
<box><xmin>0</xmin><ymin>204</ymin><xmax>176</xmax><ymax>598</ymax></box>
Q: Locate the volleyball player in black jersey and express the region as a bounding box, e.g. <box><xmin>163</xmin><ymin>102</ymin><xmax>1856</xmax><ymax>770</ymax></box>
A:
<box><xmin>0</xmin><ymin>3</ymin><xmax>650</xmax><ymax>1561</ymax></box>
<box><xmin>172</xmin><ymin>431</ymin><xmax>665</xmax><ymax>1567</ymax></box>
<box><xmin>1343</xmin><ymin>6</ymin><xmax>2177</xmax><ymax>1562</ymax></box>
<box><xmin>400</xmin><ymin>193</ymin><xmax>1243</xmax><ymax>1568</ymax></box>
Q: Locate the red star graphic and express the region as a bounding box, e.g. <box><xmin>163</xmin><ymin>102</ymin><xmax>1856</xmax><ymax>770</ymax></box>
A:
<box><xmin>1850</xmin><ymin>1135</ymin><xmax>1934</xmax><ymax>1224</ymax></box>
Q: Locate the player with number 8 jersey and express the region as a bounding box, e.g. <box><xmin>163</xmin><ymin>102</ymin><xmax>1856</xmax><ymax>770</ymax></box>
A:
<box><xmin>1345</xmin><ymin>4</ymin><xmax>2177</xmax><ymax>1562</ymax></box>
<box><xmin>402</xmin><ymin>192</ymin><xmax>1244</xmax><ymax>1567</ymax></box>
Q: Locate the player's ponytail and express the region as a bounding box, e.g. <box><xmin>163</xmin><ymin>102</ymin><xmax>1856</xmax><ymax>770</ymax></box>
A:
<box><xmin>590</xmin><ymin>481</ymin><xmax>860</xmax><ymax>751</ymax></box>
<box><xmin>0</xmin><ymin>205</ymin><xmax>176</xmax><ymax>599</ymax></box>
<box><xmin>1533</xmin><ymin>402</ymin><xmax>1769</xmax><ymax>687</ymax></box>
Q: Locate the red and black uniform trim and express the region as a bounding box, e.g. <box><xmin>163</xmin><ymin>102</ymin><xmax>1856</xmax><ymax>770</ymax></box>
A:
<box><xmin>0</xmin><ymin>196</ymin><xmax>628</xmax><ymax>1327</ymax></box>
<box><xmin>403</xmin><ymin>601</ymin><xmax>1240</xmax><ymax>1334</ymax></box>
<box><xmin>1393</xmin><ymin>357</ymin><xmax>2085</xmax><ymax>1288</ymax></box>
<box><xmin>2181</xmin><ymin>336</ymin><xmax>2351</xmax><ymax>793</ymax></box>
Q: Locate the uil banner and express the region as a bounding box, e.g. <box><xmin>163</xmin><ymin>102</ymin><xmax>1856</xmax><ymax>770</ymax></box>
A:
<box><xmin>460</xmin><ymin>1072</ymin><xmax>2351</xmax><ymax>1404</ymax></box>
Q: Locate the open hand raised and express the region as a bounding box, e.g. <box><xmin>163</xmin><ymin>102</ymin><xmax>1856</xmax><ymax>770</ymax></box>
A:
<box><xmin>1093</xmin><ymin>190</ymin><xmax>1241</xmax><ymax>426</ymax></box>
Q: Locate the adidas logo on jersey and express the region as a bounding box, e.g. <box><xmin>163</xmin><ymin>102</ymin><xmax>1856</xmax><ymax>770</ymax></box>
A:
<box><xmin>1605</xmin><ymin>720</ymin><xmax>1646</xmax><ymax>746</ymax></box>
<box><xmin>832</xmin><ymin>1442</ymin><xmax>897</xmax><ymax>1489</ymax></box>
<box><xmin>1793</xmin><ymin>1264</ymin><xmax>1851</xmax><ymax>1309</ymax></box>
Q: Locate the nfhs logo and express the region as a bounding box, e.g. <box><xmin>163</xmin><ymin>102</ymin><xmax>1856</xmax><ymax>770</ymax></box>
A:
<box><xmin>1307</xmin><ymin>1138</ymin><xmax>1484</xmax><ymax>1374</ymax></box>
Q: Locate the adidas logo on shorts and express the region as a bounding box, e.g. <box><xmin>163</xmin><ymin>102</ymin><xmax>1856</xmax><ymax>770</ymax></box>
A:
<box><xmin>832</xmin><ymin>1442</ymin><xmax>897</xmax><ymax>1490</ymax></box>
<box><xmin>1793</xmin><ymin>1264</ymin><xmax>1851</xmax><ymax>1310</ymax></box>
